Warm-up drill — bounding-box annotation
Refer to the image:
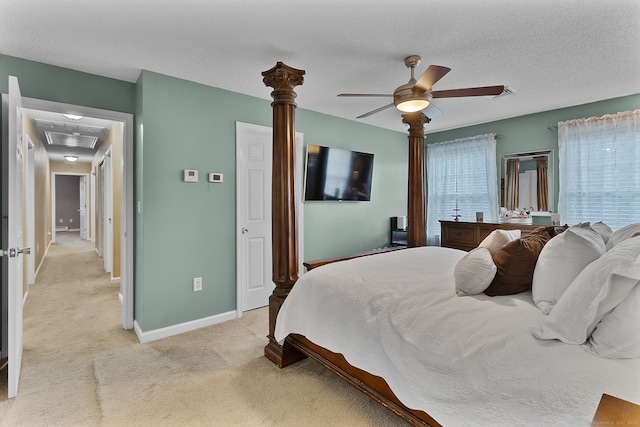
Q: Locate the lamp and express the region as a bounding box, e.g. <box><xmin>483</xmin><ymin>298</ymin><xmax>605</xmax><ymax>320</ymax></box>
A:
<box><xmin>393</xmin><ymin>82</ymin><xmax>432</xmax><ymax>113</ymax></box>
<box><xmin>64</xmin><ymin>155</ymin><xmax>79</xmax><ymax>162</ymax></box>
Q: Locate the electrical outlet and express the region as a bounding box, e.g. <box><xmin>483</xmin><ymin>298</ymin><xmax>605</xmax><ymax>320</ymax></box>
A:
<box><xmin>192</xmin><ymin>277</ymin><xmax>202</xmax><ymax>292</ymax></box>
<box><xmin>69</xmin><ymin>218</ymin><xmax>73</xmax><ymax>223</ymax></box>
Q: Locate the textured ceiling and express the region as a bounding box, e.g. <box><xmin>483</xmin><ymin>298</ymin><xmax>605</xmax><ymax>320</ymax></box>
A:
<box><xmin>2</xmin><ymin>0</ymin><xmax>639</xmax><ymax>136</ymax></box>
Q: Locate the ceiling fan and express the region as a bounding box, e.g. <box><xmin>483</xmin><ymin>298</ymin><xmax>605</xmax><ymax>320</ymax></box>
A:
<box><xmin>338</xmin><ymin>55</ymin><xmax>505</xmax><ymax>119</ymax></box>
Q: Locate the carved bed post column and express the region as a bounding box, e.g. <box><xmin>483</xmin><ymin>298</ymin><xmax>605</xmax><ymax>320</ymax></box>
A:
<box><xmin>262</xmin><ymin>62</ymin><xmax>307</xmax><ymax>367</ymax></box>
<box><xmin>402</xmin><ymin>112</ymin><xmax>430</xmax><ymax>247</ymax></box>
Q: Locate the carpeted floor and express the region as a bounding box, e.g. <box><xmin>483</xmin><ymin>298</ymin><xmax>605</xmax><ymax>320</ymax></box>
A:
<box><xmin>0</xmin><ymin>232</ymin><xmax>407</xmax><ymax>426</ymax></box>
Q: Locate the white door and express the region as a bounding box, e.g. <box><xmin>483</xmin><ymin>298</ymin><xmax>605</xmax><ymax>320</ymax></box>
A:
<box><xmin>2</xmin><ymin>76</ymin><xmax>27</xmax><ymax>398</ymax></box>
<box><xmin>235</xmin><ymin>122</ymin><xmax>304</xmax><ymax>313</ymax></box>
<box><xmin>236</xmin><ymin>123</ymin><xmax>274</xmax><ymax>311</ymax></box>
<box><xmin>79</xmin><ymin>175</ymin><xmax>86</xmax><ymax>240</ymax></box>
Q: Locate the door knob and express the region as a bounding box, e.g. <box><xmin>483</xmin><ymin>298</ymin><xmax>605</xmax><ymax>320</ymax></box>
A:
<box><xmin>241</xmin><ymin>228</ymin><xmax>249</xmax><ymax>234</ymax></box>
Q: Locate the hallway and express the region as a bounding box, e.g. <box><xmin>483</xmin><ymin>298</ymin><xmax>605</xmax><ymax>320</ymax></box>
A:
<box><xmin>0</xmin><ymin>232</ymin><xmax>134</xmax><ymax>423</ymax></box>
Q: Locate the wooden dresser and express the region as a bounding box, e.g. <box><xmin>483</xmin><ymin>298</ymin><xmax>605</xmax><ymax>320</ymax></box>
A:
<box><xmin>439</xmin><ymin>220</ymin><xmax>541</xmax><ymax>251</ymax></box>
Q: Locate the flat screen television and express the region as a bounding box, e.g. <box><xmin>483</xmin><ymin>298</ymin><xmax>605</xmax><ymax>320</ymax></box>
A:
<box><xmin>303</xmin><ymin>144</ymin><xmax>374</xmax><ymax>201</ymax></box>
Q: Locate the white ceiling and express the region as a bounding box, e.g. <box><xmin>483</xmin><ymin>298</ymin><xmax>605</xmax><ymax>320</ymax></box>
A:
<box><xmin>2</xmin><ymin>0</ymin><xmax>639</xmax><ymax>134</ymax></box>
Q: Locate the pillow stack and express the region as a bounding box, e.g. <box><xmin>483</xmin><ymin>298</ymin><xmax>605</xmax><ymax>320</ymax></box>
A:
<box><xmin>531</xmin><ymin>221</ymin><xmax>640</xmax><ymax>359</ymax></box>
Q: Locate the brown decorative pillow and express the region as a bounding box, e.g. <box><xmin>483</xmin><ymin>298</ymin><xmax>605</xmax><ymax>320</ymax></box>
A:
<box><xmin>484</xmin><ymin>232</ymin><xmax>552</xmax><ymax>296</ymax></box>
<box><xmin>530</xmin><ymin>225</ymin><xmax>568</xmax><ymax>238</ymax></box>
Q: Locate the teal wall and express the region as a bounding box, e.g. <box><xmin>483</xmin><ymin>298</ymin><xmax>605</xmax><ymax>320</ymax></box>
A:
<box><xmin>425</xmin><ymin>94</ymin><xmax>640</xmax><ymax>212</ymax></box>
<box><xmin>133</xmin><ymin>70</ymin><xmax>407</xmax><ymax>330</ymax></box>
<box><xmin>134</xmin><ymin>71</ymin><xmax>270</xmax><ymax>329</ymax></box>
<box><xmin>0</xmin><ymin>55</ymin><xmax>135</xmax><ymax>113</ymax></box>
<box><xmin>1</xmin><ymin>55</ymin><xmax>407</xmax><ymax>334</ymax></box>
<box><xmin>297</xmin><ymin>110</ymin><xmax>408</xmax><ymax>259</ymax></box>
<box><xmin>5</xmin><ymin>52</ymin><xmax>637</xmax><ymax>335</ymax></box>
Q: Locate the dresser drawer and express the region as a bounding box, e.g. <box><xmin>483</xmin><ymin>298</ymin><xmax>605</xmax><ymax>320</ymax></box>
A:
<box><xmin>441</xmin><ymin>223</ymin><xmax>476</xmax><ymax>245</ymax></box>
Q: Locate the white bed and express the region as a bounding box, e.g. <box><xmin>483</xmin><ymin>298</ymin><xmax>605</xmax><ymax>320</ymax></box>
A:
<box><xmin>275</xmin><ymin>244</ymin><xmax>640</xmax><ymax>426</ymax></box>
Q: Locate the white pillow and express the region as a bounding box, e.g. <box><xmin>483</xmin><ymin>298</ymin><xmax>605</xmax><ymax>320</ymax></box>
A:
<box><xmin>590</xmin><ymin>221</ymin><xmax>613</xmax><ymax>244</ymax></box>
<box><xmin>606</xmin><ymin>222</ymin><xmax>640</xmax><ymax>250</ymax></box>
<box><xmin>531</xmin><ymin>236</ymin><xmax>640</xmax><ymax>345</ymax></box>
<box><xmin>454</xmin><ymin>247</ymin><xmax>497</xmax><ymax>296</ymax></box>
<box><xmin>478</xmin><ymin>229</ymin><xmax>521</xmax><ymax>255</ymax></box>
<box><xmin>588</xmin><ymin>281</ymin><xmax>640</xmax><ymax>358</ymax></box>
<box><xmin>532</xmin><ymin>223</ymin><xmax>606</xmax><ymax>314</ymax></box>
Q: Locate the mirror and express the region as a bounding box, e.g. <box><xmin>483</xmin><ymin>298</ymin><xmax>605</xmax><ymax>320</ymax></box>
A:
<box><xmin>501</xmin><ymin>150</ymin><xmax>554</xmax><ymax>213</ymax></box>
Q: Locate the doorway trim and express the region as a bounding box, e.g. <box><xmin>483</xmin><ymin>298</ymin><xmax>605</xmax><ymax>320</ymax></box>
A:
<box><xmin>26</xmin><ymin>135</ymin><xmax>35</xmax><ymax>286</ymax></box>
<box><xmin>23</xmin><ymin>96</ymin><xmax>134</xmax><ymax>330</ymax></box>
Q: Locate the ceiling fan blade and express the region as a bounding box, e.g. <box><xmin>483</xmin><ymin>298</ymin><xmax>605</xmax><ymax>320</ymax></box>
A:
<box><xmin>356</xmin><ymin>103</ymin><xmax>395</xmax><ymax>118</ymax></box>
<box><xmin>413</xmin><ymin>65</ymin><xmax>451</xmax><ymax>91</ymax></box>
<box><xmin>338</xmin><ymin>93</ymin><xmax>393</xmax><ymax>97</ymax></box>
<box><xmin>432</xmin><ymin>85</ymin><xmax>505</xmax><ymax>98</ymax></box>
<box><xmin>424</xmin><ymin>103</ymin><xmax>443</xmax><ymax>119</ymax></box>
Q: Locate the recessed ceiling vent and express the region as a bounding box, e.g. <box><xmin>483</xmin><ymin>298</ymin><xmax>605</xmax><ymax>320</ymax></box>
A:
<box><xmin>45</xmin><ymin>131</ymin><xmax>98</xmax><ymax>149</ymax></box>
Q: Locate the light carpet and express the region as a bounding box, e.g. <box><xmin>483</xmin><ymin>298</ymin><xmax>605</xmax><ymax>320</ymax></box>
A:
<box><xmin>0</xmin><ymin>232</ymin><xmax>407</xmax><ymax>426</ymax></box>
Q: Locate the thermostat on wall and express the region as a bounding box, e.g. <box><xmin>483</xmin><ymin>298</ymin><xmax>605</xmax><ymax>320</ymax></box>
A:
<box><xmin>184</xmin><ymin>169</ymin><xmax>198</xmax><ymax>182</ymax></box>
<box><xmin>208</xmin><ymin>172</ymin><xmax>223</xmax><ymax>183</ymax></box>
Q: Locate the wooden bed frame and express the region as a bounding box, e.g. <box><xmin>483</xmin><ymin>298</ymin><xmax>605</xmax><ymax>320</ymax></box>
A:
<box><xmin>260</xmin><ymin>62</ymin><xmax>635</xmax><ymax>426</ymax></box>
<box><xmin>261</xmin><ymin>61</ymin><xmax>437</xmax><ymax>426</ymax></box>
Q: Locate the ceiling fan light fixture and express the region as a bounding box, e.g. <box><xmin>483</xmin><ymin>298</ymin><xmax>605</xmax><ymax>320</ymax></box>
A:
<box><xmin>64</xmin><ymin>155</ymin><xmax>79</xmax><ymax>162</ymax></box>
<box><xmin>394</xmin><ymin>87</ymin><xmax>431</xmax><ymax>113</ymax></box>
<box><xmin>396</xmin><ymin>98</ymin><xmax>430</xmax><ymax>113</ymax></box>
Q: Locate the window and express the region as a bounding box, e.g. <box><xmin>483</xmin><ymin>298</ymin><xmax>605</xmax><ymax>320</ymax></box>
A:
<box><xmin>558</xmin><ymin>109</ymin><xmax>640</xmax><ymax>230</ymax></box>
<box><xmin>426</xmin><ymin>134</ymin><xmax>499</xmax><ymax>245</ymax></box>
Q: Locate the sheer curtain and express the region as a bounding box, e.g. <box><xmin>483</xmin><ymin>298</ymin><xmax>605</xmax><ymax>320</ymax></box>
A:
<box><xmin>558</xmin><ymin>109</ymin><xmax>640</xmax><ymax>229</ymax></box>
<box><xmin>426</xmin><ymin>134</ymin><xmax>499</xmax><ymax>245</ymax></box>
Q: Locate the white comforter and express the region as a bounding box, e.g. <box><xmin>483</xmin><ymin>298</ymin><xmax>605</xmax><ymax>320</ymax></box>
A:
<box><xmin>275</xmin><ymin>247</ymin><xmax>640</xmax><ymax>426</ymax></box>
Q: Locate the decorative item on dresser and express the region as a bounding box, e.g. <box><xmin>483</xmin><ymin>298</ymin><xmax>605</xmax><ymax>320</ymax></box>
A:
<box><xmin>439</xmin><ymin>220</ymin><xmax>541</xmax><ymax>251</ymax></box>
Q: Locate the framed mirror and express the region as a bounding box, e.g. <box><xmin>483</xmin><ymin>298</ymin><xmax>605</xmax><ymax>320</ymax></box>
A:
<box><xmin>500</xmin><ymin>150</ymin><xmax>554</xmax><ymax>213</ymax></box>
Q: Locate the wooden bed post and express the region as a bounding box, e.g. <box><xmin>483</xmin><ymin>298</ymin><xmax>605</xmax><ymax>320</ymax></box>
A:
<box><xmin>402</xmin><ymin>111</ymin><xmax>430</xmax><ymax>247</ymax></box>
<box><xmin>262</xmin><ymin>62</ymin><xmax>307</xmax><ymax>368</ymax></box>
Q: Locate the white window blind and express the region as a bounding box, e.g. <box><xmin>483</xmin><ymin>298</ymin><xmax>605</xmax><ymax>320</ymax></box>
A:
<box><xmin>558</xmin><ymin>109</ymin><xmax>640</xmax><ymax>230</ymax></box>
<box><xmin>426</xmin><ymin>134</ymin><xmax>499</xmax><ymax>245</ymax></box>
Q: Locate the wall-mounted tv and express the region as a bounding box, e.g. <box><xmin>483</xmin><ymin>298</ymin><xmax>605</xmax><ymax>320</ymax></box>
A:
<box><xmin>303</xmin><ymin>144</ymin><xmax>374</xmax><ymax>201</ymax></box>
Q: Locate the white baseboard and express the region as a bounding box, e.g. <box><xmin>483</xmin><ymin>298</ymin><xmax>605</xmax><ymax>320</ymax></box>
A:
<box><xmin>34</xmin><ymin>240</ymin><xmax>52</xmax><ymax>281</ymax></box>
<box><xmin>134</xmin><ymin>310</ymin><xmax>239</xmax><ymax>343</ymax></box>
